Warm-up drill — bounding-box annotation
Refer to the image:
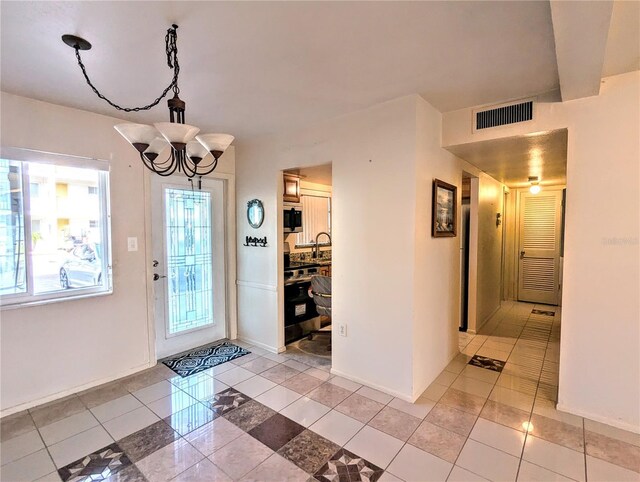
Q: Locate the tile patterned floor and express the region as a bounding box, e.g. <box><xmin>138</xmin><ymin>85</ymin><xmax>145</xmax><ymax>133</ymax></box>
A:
<box><xmin>2</xmin><ymin>302</ymin><xmax>639</xmax><ymax>481</ymax></box>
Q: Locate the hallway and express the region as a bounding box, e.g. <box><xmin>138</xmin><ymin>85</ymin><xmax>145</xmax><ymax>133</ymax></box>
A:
<box><xmin>1</xmin><ymin>303</ymin><xmax>638</xmax><ymax>481</ymax></box>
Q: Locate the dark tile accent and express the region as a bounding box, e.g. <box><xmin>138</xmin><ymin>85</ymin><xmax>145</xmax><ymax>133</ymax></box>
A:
<box><xmin>118</xmin><ymin>420</ymin><xmax>179</xmax><ymax>462</ymax></box>
<box><xmin>162</xmin><ymin>342</ymin><xmax>250</xmax><ymax>377</ymax></box>
<box><xmin>163</xmin><ymin>402</ymin><xmax>217</xmax><ymax>436</ymax></box>
<box><xmin>278</xmin><ymin>429</ymin><xmax>341</xmax><ymax>474</ymax></box>
<box><xmin>314</xmin><ymin>448</ymin><xmax>384</xmax><ymax>482</ymax></box>
<box><xmin>57</xmin><ymin>443</ymin><xmax>131</xmax><ymax>482</ymax></box>
<box><xmin>531</xmin><ymin>309</ymin><xmax>555</xmax><ymax>316</ymax></box>
<box><xmin>223</xmin><ymin>400</ymin><xmax>276</xmax><ymax>432</ymax></box>
<box><xmin>248</xmin><ymin>413</ymin><xmax>305</xmax><ymax>451</ymax></box>
<box><xmin>468</xmin><ymin>355</ymin><xmax>505</xmax><ymax>372</ymax></box>
<box><xmin>208</xmin><ymin>387</ymin><xmax>251</xmax><ymax>416</ymax></box>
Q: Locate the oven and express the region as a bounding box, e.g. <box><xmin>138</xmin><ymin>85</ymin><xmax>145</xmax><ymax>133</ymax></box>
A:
<box><xmin>283</xmin><ymin>203</ymin><xmax>303</xmax><ymax>233</ymax></box>
<box><xmin>284</xmin><ymin>263</ymin><xmax>319</xmax><ymax>344</ymax></box>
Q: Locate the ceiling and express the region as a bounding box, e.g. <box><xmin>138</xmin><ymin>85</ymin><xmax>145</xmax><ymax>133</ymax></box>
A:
<box><xmin>602</xmin><ymin>0</ymin><xmax>640</xmax><ymax>77</ymax></box>
<box><xmin>1</xmin><ymin>1</ymin><xmax>562</xmax><ymax>141</ymax></box>
<box><xmin>447</xmin><ymin>129</ymin><xmax>568</xmax><ymax>188</ymax></box>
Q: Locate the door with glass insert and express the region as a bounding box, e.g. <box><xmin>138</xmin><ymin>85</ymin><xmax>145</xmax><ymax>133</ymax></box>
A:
<box><xmin>152</xmin><ymin>177</ymin><xmax>226</xmax><ymax>358</ymax></box>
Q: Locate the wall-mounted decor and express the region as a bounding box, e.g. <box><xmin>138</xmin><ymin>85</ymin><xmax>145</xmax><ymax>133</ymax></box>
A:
<box><xmin>247</xmin><ymin>199</ymin><xmax>265</xmax><ymax>228</ymax></box>
<box><xmin>432</xmin><ymin>179</ymin><xmax>457</xmax><ymax>237</ymax></box>
<box><xmin>244</xmin><ymin>236</ymin><xmax>268</xmax><ymax>247</ymax></box>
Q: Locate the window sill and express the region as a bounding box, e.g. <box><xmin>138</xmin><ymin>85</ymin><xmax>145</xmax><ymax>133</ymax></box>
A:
<box><xmin>0</xmin><ymin>288</ymin><xmax>113</xmax><ymax>311</ymax></box>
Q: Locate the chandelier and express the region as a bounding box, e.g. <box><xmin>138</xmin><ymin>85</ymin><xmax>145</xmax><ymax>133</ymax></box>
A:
<box><xmin>62</xmin><ymin>25</ymin><xmax>233</xmax><ymax>184</ymax></box>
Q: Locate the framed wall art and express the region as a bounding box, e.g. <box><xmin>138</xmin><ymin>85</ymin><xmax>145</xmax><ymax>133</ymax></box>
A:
<box><xmin>432</xmin><ymin>179</ymin><xmax>457</xmax><ymax>237</ymax></box>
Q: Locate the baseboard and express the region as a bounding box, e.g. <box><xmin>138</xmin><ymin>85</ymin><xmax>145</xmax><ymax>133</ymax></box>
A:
<box><xmin>556</xmin><ymin>402</ymin><xmax>640</xmax><ymax>434</ymax></box>
<box><xmin>236</xmin><ymin>336</ymin><xmax>280</xmax><ymax>354</ymax></box>
<box><xmin>475</xmin><ymin>304</ymin><xmax>501</xmax><ymax>333</ymax></box>
<box><xmin>0</xmin><ymin>361</ymin><xmax>155</xmax><ymax>418</ymax></box>
<box><xmin>330</xmin><ymin>367</ymin><xmax>414</xmax><ymax>403</ymax></box>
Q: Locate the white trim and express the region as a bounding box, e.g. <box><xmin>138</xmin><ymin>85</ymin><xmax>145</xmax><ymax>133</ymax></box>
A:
<box><xmin>1</xmin><ymin>146</ymin><xmax>110</xmax><ymax>171</ymax></box>
<box><xmin>330</xmin><ymin>367</ymin><xmax>414</xmax><ymax>403</ymax></box>
<box><xmin>0</xmin><ymin>288</ymin><xmax>113</xmax><ymax>310</ymax></box>
<box><xmin>236</xmin><ymin>280</ymin><xmax>277</xmax><ymax>292</ymax></box>
<box><xmin>556</xmin><ymin>402</ymin><xmax>640</xmax><ymax>435</ymax></box>
<box><xmin>236</xmin><ymin>336</ymin><xmax>280</xmax><ymax>354</ymax></box>
<box><xmin>0</xmin><ymin>361</ymin><xmax>154</xmax><ymax>418</ymax></box>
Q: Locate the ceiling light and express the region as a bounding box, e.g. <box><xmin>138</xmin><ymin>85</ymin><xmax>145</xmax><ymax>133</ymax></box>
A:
<box><xmin>528</xmin><ymin>176</ymin><xmax>541</xmax><ymax>194</ymax></box>
<box><xmin>62</xmin><ymin>25</ymin><xmax>233</xmax><ymax>186</ymax></box>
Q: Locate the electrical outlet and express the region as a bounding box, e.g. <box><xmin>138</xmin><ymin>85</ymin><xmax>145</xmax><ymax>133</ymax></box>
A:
<box><xmin>127</xmin><ymin>237</ymin><xmax>138</xmax><ymax>252</ymax></box>
<box><xmin>339</xmin><ymin>324</ymin><xmax>347</xmax><ymax>337</ymax></box>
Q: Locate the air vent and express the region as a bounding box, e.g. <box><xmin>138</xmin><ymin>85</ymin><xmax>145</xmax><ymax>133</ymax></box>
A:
<box><xmin>475</xmin><ymin>100</ymin><xmax>533</xmax><ymax>130</ymax></box>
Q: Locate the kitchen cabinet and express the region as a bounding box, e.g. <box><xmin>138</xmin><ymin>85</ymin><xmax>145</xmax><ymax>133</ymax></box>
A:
<box><xmin>283</xmin><ymin>174</ymin><xmax>301</xmax><ymax>203</ymax></box>
<box><xmin>319</xmin><ymin>265</ymin><xmax>331</xmax><ymax>277</ymax></box>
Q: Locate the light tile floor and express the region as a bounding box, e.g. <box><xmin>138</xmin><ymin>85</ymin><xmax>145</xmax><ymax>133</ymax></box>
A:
<box><xmin>1</xmin><ymin>301</ymin><xmax>639</xmax><ymax>481</ymax></box>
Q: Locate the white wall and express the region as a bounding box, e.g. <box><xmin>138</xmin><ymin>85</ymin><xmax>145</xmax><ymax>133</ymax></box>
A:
<box><xmin>412</xmin><ymin>97</ymin><xmax>461</xmax><ymax>398</ymax></box>
<box><xmin>237</xmin><ymin>95</ymin><xmax>478</xmax><ymax>400</ymax></box>
<box><xmin>474</xmin><ymin>174</ymin><xmax>505</xmax><ymax>329</ymax></box>
<box><xmin>0</xmin><ymin>92</ymin><xmax>236</xmax><ymax>415</ymax></box>
<box><xmin>442</xmin><ymin>71</ymin><xmax>640</xmax><ymax>431</ymax></box>
<box><xmin>0</xmin><ymin>93</ymin><xmax>151</xmax><ymax>413</ymax></box>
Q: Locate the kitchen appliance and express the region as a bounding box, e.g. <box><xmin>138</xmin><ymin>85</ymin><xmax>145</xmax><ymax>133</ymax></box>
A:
<box><xmin>283</xmin><ymin>203</ymin><xmax>303</xmax><ymax>233</ymax></box>
<box><xmin>284</xmin><ymin>262</ymin><xmax>322</xmax><ymax>344</ymax></box>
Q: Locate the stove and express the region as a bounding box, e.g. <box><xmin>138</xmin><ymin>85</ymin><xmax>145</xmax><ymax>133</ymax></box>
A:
<box><xmin>284</xmin><ymin>262</ymin><xmax>320</xmax><ymax>285</ymax></box>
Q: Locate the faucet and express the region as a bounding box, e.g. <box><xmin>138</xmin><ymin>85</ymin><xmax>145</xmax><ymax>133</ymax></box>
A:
<box><xmin>313</xmin><ymin>231</ymin><xmax>331</xmax><ymax>258</ymax></box>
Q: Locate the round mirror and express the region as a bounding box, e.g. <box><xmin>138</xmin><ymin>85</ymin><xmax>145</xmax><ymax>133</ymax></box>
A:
<box><xmin>247</xmin><ymin>199</ymin><xmax>265</xmax><ymax>229</ymax></box>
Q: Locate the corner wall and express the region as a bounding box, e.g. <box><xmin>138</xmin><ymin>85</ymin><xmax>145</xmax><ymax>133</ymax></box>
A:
<box><xmin>237</xmin><ymin>95</ymin><xmax>470</xmax><ymax>400</ymax></box>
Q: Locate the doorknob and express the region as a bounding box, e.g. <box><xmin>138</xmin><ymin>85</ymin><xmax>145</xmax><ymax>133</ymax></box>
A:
<box><xmin>153</xmin><ymin>273</ymin><xmax>167</xmax><ymax>281</ymax></box>
<box><xmin>520</xmin><ymin>250</ymin><xmax>526</xmax><ymax>259</ymax></box>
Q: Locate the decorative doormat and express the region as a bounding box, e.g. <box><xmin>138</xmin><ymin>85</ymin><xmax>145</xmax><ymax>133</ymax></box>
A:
<box><xmin>531</xmin><ymin>309</ymin><xmax>555</xmax><ymax>316</ymax></box>
<box><xmin>468</xmin><ymin>355</ymin><xmax>505</xmax><ymax>372</ymax></box>
<box><xmin>162</xmin><ymin>341</ymin><xmax>250</xmax><ymax>377</ymax></box>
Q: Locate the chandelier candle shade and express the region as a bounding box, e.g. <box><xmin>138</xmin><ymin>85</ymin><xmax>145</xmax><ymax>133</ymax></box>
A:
<box><xmin>62</xmin><ymin>25</ymin><xmax>234</xmax><ymax>184</ymax></box>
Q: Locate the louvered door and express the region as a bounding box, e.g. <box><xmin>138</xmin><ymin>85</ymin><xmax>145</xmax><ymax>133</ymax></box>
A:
<box><xmin>518</xmin><ymin>188</ymin><xmax>563</xmax><ymax>305</ymax></box>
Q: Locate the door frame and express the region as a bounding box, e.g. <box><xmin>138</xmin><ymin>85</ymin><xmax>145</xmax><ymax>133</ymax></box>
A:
<box><xmin>143</xmin><ymin>169</ymin><xmax>237</xmax><ymax>365</ymax></box>
<box><xmin>514</xmin><ymin>185</ymin><xmax>565</xmax><ymax>305</ymax></box>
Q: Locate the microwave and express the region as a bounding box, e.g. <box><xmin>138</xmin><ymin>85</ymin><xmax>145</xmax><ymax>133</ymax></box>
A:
<box><xmin>284</xmin><ymin>204</ymin><xmax>303</xmax><ymax>233</ymax></box>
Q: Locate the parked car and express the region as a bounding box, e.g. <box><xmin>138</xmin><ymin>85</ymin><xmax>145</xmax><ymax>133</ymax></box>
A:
<box><xmin>59</xmin><ymin>243</ymin><xmax>102</xmax><ymax>289</ymax></box>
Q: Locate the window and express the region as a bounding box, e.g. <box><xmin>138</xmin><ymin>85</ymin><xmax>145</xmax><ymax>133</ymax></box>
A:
<box><xmin>295</xmin><ymin>193</ymin><xmax>331</xmax><ymax>246</ymax></box>
<box><xmin>0</xmin><ymin>154</ymin><xmax>111</xmax><ymax>306</ymax></box>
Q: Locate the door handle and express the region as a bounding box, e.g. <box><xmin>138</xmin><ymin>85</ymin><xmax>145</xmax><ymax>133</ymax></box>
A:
<box><xmin>520</xmin><ymin>250</ymin><xmax>526</xmax><ymax>259</ymax></box>
<box><xmin>153</xmin><ymin>273</ymin><xmax>167</xmax><ymax>281</ymax></box>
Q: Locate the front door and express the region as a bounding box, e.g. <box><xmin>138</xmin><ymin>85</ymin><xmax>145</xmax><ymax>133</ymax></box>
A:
<box><xmin>517</xmin><ymin>187</ymin><xmax>563</xmax><ymax>305</ymax></box>
<box><xmin>152</xmin><ymin>176</ymin><xmax>227</xmax><ymax>358</ymax></box>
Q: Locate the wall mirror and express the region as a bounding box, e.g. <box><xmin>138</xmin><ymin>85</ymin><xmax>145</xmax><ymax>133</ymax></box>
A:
<box><xmin>247</xmin><ymin>199</ymin><xmax>265</xmax><ymax>228</ymax></box>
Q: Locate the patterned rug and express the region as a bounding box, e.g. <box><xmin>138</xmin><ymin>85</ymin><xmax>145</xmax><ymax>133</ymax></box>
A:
<box><xmin>162</xmin><ymin>341</ymin><xmax>250</xmax><ymax>377</ymax></box>
<box><xmin>468</xmin><ymin>354</ymin><xmax>505</xmax><ymax>372</ymax></box>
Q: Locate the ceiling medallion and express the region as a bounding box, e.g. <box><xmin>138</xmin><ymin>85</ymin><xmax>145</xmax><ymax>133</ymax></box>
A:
<box><xmin>62</xmin><ymin>25</ymin><xmax>233</xmax><ymax>186</ymax></box>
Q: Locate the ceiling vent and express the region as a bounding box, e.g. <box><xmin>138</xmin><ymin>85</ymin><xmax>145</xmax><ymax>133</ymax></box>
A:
<box><xmin>474</xmin><ymin>99</ymin><xmax>534</xmax><ymax>130</ymax></box>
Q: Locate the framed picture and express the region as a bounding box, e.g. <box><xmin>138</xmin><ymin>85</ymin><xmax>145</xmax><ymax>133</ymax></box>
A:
<box><xmin>432</xmin><ymin>179</ymin><xmax>457</xmax><ymax>237</ymax></box>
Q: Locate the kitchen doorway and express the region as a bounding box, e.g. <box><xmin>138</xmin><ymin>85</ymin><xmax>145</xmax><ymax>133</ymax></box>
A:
<box><xmin>282</xmin><ymin>163</ymin><xmax>333</xmax><ymax>368</ymax></box>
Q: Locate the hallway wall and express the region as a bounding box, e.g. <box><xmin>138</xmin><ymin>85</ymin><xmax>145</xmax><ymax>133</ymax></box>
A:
<box><xmin>442</xmin><ymin>71</ymin><xmax>640</xmax><ymax>431</ymax></box>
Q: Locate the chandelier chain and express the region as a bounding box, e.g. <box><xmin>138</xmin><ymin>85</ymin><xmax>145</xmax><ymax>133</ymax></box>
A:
<box><xmin>74</xmin><ymin>25</ymin><xmax>180</xmax><ymax>112</ymax></box>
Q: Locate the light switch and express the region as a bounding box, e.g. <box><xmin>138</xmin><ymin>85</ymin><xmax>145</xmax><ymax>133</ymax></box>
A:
<box><xmin>127</xmin><ymin>237</ymin><xmax>138</xmax><ymax>252</ymax></box>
